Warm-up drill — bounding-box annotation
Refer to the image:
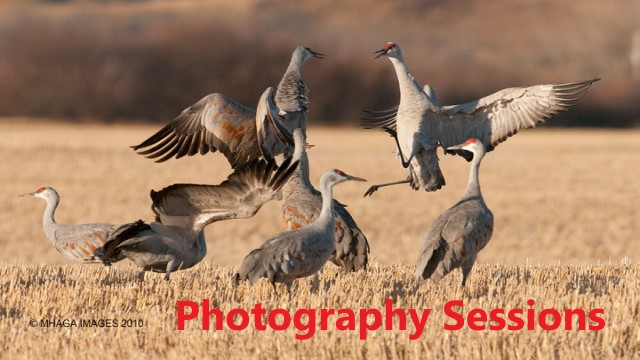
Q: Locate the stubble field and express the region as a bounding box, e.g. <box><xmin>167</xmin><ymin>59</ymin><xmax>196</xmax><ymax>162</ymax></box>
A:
<box><xmin>1</xmin><ymin>121</ymin><xmax>639</xmax><ymax>358</ymax></box>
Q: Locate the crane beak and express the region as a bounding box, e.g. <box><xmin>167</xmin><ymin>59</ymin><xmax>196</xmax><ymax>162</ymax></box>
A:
<box><xmin>446</xmin><ymin>144</ymin><xmax>474</xmax><ymax>162</ymax></box>
<box><xmin>19</xmin><ymin>191</ymin><xmax>36</xmax><ymax>197</ymax></box>
<box><xmin>310</xmin><ymin>49</ymin><xmax>324</xmax><ymax>59</ymax></box>
<box><xmin>446</xmin><ymin>144</ymin><xmax>464</xmax><ymax>151</ymax></box>
<box><xmin>346</xmin><ymin>175</ymin><xmax>367</xmax><ymax>182</ymax></box>
<box><xmin>373</xmin><ymin>48</ymin><xmax>388</xmax><ymax>58</ymax></box>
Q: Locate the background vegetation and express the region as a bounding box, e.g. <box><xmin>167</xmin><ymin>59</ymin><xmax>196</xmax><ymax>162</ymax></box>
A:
<box><xmin>0</xmin><ymin>0</ymin><xmax>638</xmax><ymax>125</ymax></box>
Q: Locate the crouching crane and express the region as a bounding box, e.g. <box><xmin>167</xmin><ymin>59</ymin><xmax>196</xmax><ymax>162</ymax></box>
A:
<box><xmin>103</xmin><ymin>157</ymin><xmax>299</xmax><ymax>280</ymax></box>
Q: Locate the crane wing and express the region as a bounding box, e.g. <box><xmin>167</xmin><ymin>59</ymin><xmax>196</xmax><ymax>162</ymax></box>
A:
<box><xmin>150</xmin><ymin>157</ymin><xmax>299</xmax><ymax>232</ymax></box>
<box><xmin>332</xmin><ymin>200</ymin><xmax>370</xmax><ymax>271</ymax></box>
<box><xmin>53</xmin><ymin>224</ymin><xmax>119</xmax><ymax>265</ymax></box>
<box><xmin>255</xmin><ymin>87</ymin><xmax>295</xmax><ymax>162</ymax></box>
<box><xmin>439</xmin><ymin>78</ymin><xmax>599</xmax><ymax>155</ymax></box>
<box><xmin>132</xmin><ymin>92</ymin><xmax>292</xmax><ymax>168</ymax></box>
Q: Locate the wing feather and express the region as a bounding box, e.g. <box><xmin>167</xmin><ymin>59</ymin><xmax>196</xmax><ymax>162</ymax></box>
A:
<box><xmin>440</xmin><ymin>78</ymin><xmax>599</xmax><ymax>152</ymax></box>
<box><xmin>132</xmin><ymin>93</ymin><xmax>262</xmax><ymax>168</ymax></box>
<box><xmin>151</xmin><ymin>158</ymin><xmax>299</xmax><ymax>232</ymax></box>
<box><xmin>256</xmin><ymin>88</ymin><xmax>295</xmax><ymax>162</ymax></box>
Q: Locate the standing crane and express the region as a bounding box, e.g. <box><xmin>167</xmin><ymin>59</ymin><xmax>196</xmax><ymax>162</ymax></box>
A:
<box><xmin>415</xmin><ymin>138</ymin><xmax>493</xmax><ymax>287</ymax></box>
<box><xmin>20</xmin><ymin>187</ymin><xmax>124</xmax><ymax>265</ymax></box>
<box><xmin>102</xmin><ymin>157</ymin><xmax>299</xmax><ymax>280</ymax></box>
<box><xmin>282</xmin><ymin>128</ymin><xmax>370</xmax><ymax>272</ymax></box>
<box><xmin>131</xmin><ymin>46</ymin><xmax>322</xmax><ymax>166</ymax></box>
<box><xmin>233</xmin><ymin>168</ymin><xmax>366</xmax><ymax>299</ymax></box>
<box><xmin>363</xmin><ymin>41</ymin><xmax>599</xmax><ymax>196</ymax></box>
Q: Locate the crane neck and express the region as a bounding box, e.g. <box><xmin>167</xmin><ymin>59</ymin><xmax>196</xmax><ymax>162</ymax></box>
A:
<box><xmin>316</xmin><ymin>175</ymin><xmax>336</xmax><ymax>230</ymax></box>
<box><xmin>388</xmin><ymin>57</ymin><xmax>437</xmax><ymax>110</ymax></box>
<box><xmin>282</xmin><ymin>152</ymin><xmax>315</xmax><ymax>199</ymax></box>
<box><xmin>39</xmin><ymin>195</ymin><xmax>61</xmax><ymax>246</ymax></box>
<box><xmin>42</xmin><ymin>195</ymin><xmax>59</xmax><ymax>232</ymax></box>
<box><xmin>462</xmin><ymin>152</ymin><xmax>484</xmax><ymax>201</ymax></box>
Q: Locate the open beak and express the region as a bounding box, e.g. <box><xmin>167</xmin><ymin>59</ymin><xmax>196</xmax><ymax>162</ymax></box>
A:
<box><xmin>309</xmin><ymin>49</ymin><xmax>324</xmax><ymax>59</ymax></box>
<box><xmin>347</xmin><ymin>175</ymin><xmax>367</xmax><ymax>182</ymax></box>
<box><xmin>373</xmin><ymin>48</ymin><xmax>388</xmax><ymax>58</ymax></box>
<box><xmin>446</xmin><ymin>144</ymin><xmax>474</xmax><ymax>162</ymax></box>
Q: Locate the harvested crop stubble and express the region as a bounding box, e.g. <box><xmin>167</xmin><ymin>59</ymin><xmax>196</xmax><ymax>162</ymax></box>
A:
<box><xmin>0</xmin><ymin>262</ymin><xmax>638</xmax><ymax>359</ymax></box>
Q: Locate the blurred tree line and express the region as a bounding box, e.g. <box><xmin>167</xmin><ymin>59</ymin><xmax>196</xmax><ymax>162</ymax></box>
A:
<box><xmin>0</xmin><ymin>1</ymin><xmax>637</xmax><ymax>126</ymax></box>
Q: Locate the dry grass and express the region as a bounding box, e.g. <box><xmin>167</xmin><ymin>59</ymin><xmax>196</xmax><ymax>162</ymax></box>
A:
<box><xmin>1</xmin><ymin>263</ymin><xmax>638</xmax><ymax>358</ymax></box>
<box><xmin>1</xmin><ymin>121</ymin><xmax>640</xmax><ymax>358</ymax></box>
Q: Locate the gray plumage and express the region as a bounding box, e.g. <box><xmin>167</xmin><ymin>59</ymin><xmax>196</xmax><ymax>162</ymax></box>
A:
<box><xmin>233</xmin><ymin>168</ymin><xmax>366</xmax><ymax>298</ymax></box>
<box><xmin>131</xmin><ymin>46</ymin><xmax>322</xmax><ymax>167</ymax></box>
<box><xmin>20</xmin><ymin>187</ymin><xmax>123</xmax><ymax>265</ymax></box>
<box><xmin>415</xmin><ymin>138</ymin><xmax>493</xmax><ymax>286</ymax></box>
<box><xmin>282</xmin><ymin>129</ymin><xmax>370</xmax><ymax>272</ymax></box>
<box><xmin>363</xmin><ymin>42</ymin><xmax>599</xmax><ymax>195</ymax></box>
<box><xmin>103</xmin><ymin>157</ymin><xmax>299</xmax><ymax>280</ymax></box>
<box><xmin>275</xmin><ymin>46</ymin><xmax>323</xmax><ymax>133</ymax></box>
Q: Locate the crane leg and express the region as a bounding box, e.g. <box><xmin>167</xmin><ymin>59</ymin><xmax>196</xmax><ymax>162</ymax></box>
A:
<box><xmin>461</xmin><ymin>256</ymin><xmax>477</xmax><ymax>287</ymax></box>
<box><xmin>381</xmin><ymin>127</ymin><xmax>414</xmax><ymax>168</ymax></box>
<box><xmin>286</xmin><ymin>282</ymin><xmax>293</xmax><ymax>301</ymax></box>
<box><xmin>164</xmin><ymin>259</ymin><xmax>180</xmax><ymax>281</ymax></box>
<box><xmin>364</xmin><ymin>179</ymin><xmax>410</xmax><ymax>197</ymax></box>
<box><xmin>136</xmin><ymin>269</ymin><xmax>146</xmax><ymax>281</ymax></box>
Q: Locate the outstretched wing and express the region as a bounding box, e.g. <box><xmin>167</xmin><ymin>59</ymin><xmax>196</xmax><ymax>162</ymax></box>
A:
<box><xmin>150</xmin><ymin>157</ymin><xmax>299</xmax><ymax>232</ymax></box>
<box><xmin>132</xmin><ymin>92</ymin><xmax>290</xmax><ymax>168</ymax></box>
<box><xmin>439</xmin><ymin>78</ymin><xmax>599</xmax><ymax>154</ymax></box>
<box><xmin>359</xmin><ymin>106</ymin><xmax>398</xmax><ymax>132</ymax></box>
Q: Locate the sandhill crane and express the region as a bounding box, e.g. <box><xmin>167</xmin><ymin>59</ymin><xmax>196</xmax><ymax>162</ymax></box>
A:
<box><xmin>131</xmin><ymin>46</ymin><xmax>322</xmax><ymax>166</ymax></box>
<box><xmin>363</xmin><ymin>41</ymin><xmax>599</xmax><ymax>196</ymax></box>
<box><xmin>415</xmin><ymin>138</ymin><xmax>493</xmax><ymax>287</ymax></box>
<box><xmin>233</xmin><ymin>168</ymin><xmax>366</xmax><ymax>299</ymax></box>
<box><xmin>102</xmin><ymin>157</ymin><xmax>299</xmax><ymax>280</ymax></box>
<box><xmin>282</xmin><ymin>128</ymin><xmax>370</xmax><ymax>272</ymax></box>
<box><xmin>19</xmin><ymin>187</ymin><xmax>123</xmax><ymax>265</ymax></box>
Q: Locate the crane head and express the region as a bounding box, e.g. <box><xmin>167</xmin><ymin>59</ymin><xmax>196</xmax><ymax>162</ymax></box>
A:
<box><xmin>374</xmin><ymin>42</ymin><xmax>400</xmax><ymax>58</ymax></box>
<box><xmin>304</xmin><ymin>47</ymin><xmax>324</xmax><ymax>60</ymax></box>
<box><xmin>321</xmin><ymin>169</ymin><xmax>367</xmax><ymax>189</ymax></box>
<box><xmin>19</xmin><ymin>186</ymin><xmax>59</xmax><ymax>200</ymax></box>
<box><xmin>295</xmin><ymin>46</ymin><xmax>324</xmax><ymax>62</ymax></box>
<box><xmin>445</xmin><ymin>138</ymin><xmax>486</xmax><ymax>162</ymax></box>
